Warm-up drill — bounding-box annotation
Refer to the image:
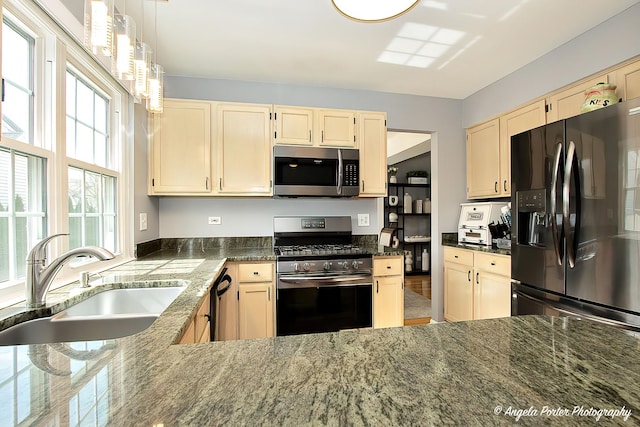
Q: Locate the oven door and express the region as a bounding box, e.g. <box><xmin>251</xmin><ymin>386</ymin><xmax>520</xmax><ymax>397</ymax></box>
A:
<box><xmin>276</xmin><ymin>273</ymin><xmax>372</xmax><ymax>336</ymax></box>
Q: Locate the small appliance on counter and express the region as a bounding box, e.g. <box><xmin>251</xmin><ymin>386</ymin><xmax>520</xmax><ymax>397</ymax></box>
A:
<box><xmin>458</xmin><ymin>202</ymin><xmax>508</xmax><ymax>246</ymax></box>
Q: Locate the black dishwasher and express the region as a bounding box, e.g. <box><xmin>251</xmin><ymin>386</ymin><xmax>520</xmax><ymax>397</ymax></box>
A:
<box><xmin>209</xmin><ymin>268</ymin><xmax>233</xmax><ymax>341</ymax></box>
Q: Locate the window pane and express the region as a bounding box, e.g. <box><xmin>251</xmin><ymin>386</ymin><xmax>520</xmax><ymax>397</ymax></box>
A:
<box><xmin>102</xmin><ymin>176</ymin><xmax>116</xmax><ymax>214</ymax></box>
<box><xmin>76</xmin><ymin>80</ymin><xmax>94</xmax><ymax>126</ymax></box>
<box><xmin>68</xmin><ymin>167</ymin><xmax>83</xmax><ymax>214</ymax></box>
<box><xmin>69</xmin><ymin>216</ymin><xmax>83</xmax><ymax>250</ymax></box>
<box><xmin>67</xmin><ymin>117</ymin><xmax>77</xmax><ymax>158</ymax></box>
<box><xmin>94</xmin><ymin>95</ymin><xmax>107</xmax><ymax>133</ymax></box>
<box><xmin>0</xmin><ymin>150</ymin><xmax>9</xmax><ymax>209</ymax></box>
<box><xmin>76</xmin><ymin>123</ymin><xmax>94</xmax><ymax>164</ymax></box>
<box><xmin>85</xmin><ymin>171</ymin><xmax>100</xmax><ymax>214</ymax></box>
<box><xmin>85</xmin><ymin>217</ymin><xmax>100</xmax><ymax>246</ymax></box>
<box><xmin>94</xmin><ymin>132</ymin><xmax>106</xmax><ymax>168</ymax></box>
<box><xmin>103</xmin><ymin>216</ymin><xmax>116</xmax><ymax>253</ymax></box>
<box><xmin>66</xmin><ymin>72</ymin><xmax>76</xmax><ymax>116</ymax></box>
<box><xmin>0</xmin><ymin>217</ymin><xmax>9</xmax><ymax>283</ymax></box>
<box><xmin>2</xmin><ymin>20</ymin><xmax>34</xmax><ymax>145</ymax></box>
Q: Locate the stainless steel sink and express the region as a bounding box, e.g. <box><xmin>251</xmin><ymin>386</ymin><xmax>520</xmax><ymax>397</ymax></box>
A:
<box><xmin>55</xmin><ymin>286</ymin><xmax>186</xmax><ymax>318</ymax></box>
<box><xmin>0</xmin><ymin>315</ymin><xmax>158</xmax><ymax>346</ymax></box>
<box><xmin>0</xmin><ymin>285</ymin><xmax>187</xmax><ymax>346</ymax></box>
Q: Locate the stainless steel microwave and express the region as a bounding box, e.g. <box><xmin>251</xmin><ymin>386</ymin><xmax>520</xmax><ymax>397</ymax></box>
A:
<box><xmin>273</xmin><ymin>146</ymin><xmax>359</xmax><ymax>197</ymax></box>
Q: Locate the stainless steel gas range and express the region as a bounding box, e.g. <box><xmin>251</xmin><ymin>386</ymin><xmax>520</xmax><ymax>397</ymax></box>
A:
<box><xmin>273</xmin><ymin>216</ymin><xmax>372</xmax><ymax>336</ymax></box>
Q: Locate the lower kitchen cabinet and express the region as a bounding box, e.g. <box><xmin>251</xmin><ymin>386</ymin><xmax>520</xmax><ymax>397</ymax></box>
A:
<box><xmin>444</xmin><ymin>246</ymin><xmax>511</xmax><ymax>322</ymax></box>
<box><xmin>237</xmin><ymin>262</ymin><xmax>275</xmax><ymax>339</ymax></box>
<box><xmin>372</xmin><ymin>256</ymin><xmax>404</xmax><ymax>328</ymax></box>
<box><xmin>178</xmin><ymin>292</ymin><xmax>211</xmax><ymax>344</ymax></box>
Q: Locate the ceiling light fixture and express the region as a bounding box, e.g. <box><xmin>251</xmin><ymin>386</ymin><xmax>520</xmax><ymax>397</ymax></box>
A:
<box><xmin>147</xmin><ymin>0</ymin><xmax>163</xmax><ymax>114</ymax></box>
<box><xmin>332</xmin><ymin>0</ymin><xmax>420</xmax><ymax>22</ymax></box>
<box><xmin>84</xmin><ymin>0</ymin><xmax>114</xmax><ymax>56</ymax></box>
<box><xmin>134</xmin><ymin>0</ymin><xmax>151</xmax><ymax>98</ymax></box>
<box><xmin>114</xmin><ymin>13</ymin><xmax>136</xmax><ymax>80</ymax></box>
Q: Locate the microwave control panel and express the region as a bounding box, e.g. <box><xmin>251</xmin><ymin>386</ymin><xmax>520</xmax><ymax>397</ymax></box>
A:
<box><xmin>344</xmin><ymin>163</ymin><xmax>358</xmax><ymax>186</ymax></box>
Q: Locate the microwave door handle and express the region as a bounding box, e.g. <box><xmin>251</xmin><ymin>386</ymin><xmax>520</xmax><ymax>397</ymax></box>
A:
<box><xmin>337</xmin><ymin>149</ymin><xmax>343</xmax><ymax>195</ymax></box>
<box><xmin>550</xmin><ymin>141</ymin><xmax>563</xmax><ymax>266</ymax></box>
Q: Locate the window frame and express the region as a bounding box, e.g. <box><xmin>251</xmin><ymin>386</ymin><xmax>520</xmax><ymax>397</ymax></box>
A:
<box><xmin>0</xmin><ymin>0</ymin><xmax>134</xmax><ymax>307</ymax></box>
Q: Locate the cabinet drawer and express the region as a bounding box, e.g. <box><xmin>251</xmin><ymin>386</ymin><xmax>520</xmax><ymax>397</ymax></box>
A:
<box><xmin>373</xmin><ymin>257</ymin><xmax>403</xmax><ymax>276</ymax></box>
<box><xmin>475</xmin><ymin>252</ymin><xmax>510</xmax><ymax>277</ymax></box>
<box><xmin>238</xmin><ymin>263</ymin><xmax>273</xmax><ymax>282</ymax></box>
<box><xmin>444</xmin><ymin>247</ymin><xmax>474</xmax><ymax>266</ymax></box>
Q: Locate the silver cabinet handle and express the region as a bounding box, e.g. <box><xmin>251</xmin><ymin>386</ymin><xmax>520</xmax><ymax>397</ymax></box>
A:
<box><xmin>494</xmin><ymin>181</ymin><xmax>498</xmax><ymax>193</ymax></box>
<box><xmin>309</xmin><ymin>130</ymin><xmax>312</xmax><ymax>142</ymax></box>
<box><xmin>503</xmin><ymin>180</ymin><xmax>507</xmax><ymax>192</ymax></box>
<box><xmin>476</xmin><ymin>272</ymin><xmax>479</xmax><ymax>284</ymax></box>
<box><xmin>467</xmin><ymin>271</ymin><xmax>471</xmax><ymax>282</ymax></box>
<box><xmin>550</xmin><ymin>141</ymin><xmax>563</xmax><ymax>266</ymax></box>
<box><xmin>219</xmin><ymin>178</ymin><xmax>222</xmax><ymax>191</ymax></box>
<box><xmin>206</xmin><ymin>177</ymin><xmax>209</xmax><ymax>190</ymax></box>
<box><xmin>376</xmin><ymin>280</ymin><xmax>379</xmax><ymax>293</ymax></box>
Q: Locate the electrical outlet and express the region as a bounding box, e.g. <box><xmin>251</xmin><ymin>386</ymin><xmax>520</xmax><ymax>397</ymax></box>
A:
<box><xmin>357</xmin><ymin>213</ymin><xmax>370</xmax><ymax>227</ymax></box>
<box><xmin>139</xmin><ymin>213</ymin><xmax>148</xmax><ymax>231</ymax></box>
<box><xmin>208</xmin><ymin>216</ymin><xmax>221</xmax><ymax>225</ymax></box>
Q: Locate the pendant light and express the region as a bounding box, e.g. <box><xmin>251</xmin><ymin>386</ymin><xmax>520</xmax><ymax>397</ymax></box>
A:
<box><xmin>133</xmin><ymin>0</ymin><xmax>151</xmax><ymax>98</ymax></box>
<box><xmin>147</xmin><ymin>0</ymin><xmax>163</xmax><ymax>113</ymax></box>
<box><xmin>114</xmin><ymin>13</ymin><xmax>136</xmax><ymax>80</ymax></box>
<box><xmin>84</xmin><ymin>0</ymin><xmax>114</xmax><ymax>56</ymax></box>
<box><xmin>332</xmin><ymin>0</ymin><xmax>420</xmax><ymax>22</ymax></box>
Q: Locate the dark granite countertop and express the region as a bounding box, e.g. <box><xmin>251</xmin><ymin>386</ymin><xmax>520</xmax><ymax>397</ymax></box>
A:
<box><xmin>2</xmin><ymin>249</ymin><xmax>638</xmax><ymax>425</ymax></box>
<box><xmin>442</xmin><ymin>232</ymin><xmax>511</xmax><ymax>256</ymax></box>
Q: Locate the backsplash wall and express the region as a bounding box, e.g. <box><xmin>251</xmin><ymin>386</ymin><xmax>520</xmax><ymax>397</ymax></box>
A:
<box><xmin>158</xmin><ymin>197</ymin><xmax>379</xmax><ymax>238</ymax></box>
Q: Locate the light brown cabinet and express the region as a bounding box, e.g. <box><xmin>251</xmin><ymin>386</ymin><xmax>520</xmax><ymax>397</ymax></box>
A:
<box><xmin>372</xmin><ymin>256</ymin><xmax>404</xmax><ymax>328</ymax></box>
<box><xmin>466</xmin><ymin>119</ymin><xmax>501</xmax><ymax>198</ymax></box>
<box><xmin>613</xmin><ymin>60</ymin><xmax>640</xmax><ymax>102</ymax></box>
<box><xmin>444</xmin><ymin>247</ymin><xmax>511</xmax><ymax>322</ymax></box>
<box><xmin>358</xmin><ymin>112</ymin><xmax>388</xmax><ymax>197</ymax></box>
<box><xmin>546</xmin><ymin>74</ymin><xmax>609</xmax><ymax>122</ymax></box>
<box><xmin>237</xmin><ymin>262</ymin><xmax>275</xmax><ymax>339</ymax></box>
<box><xmin>498</xmin><ymin>100</ymin><xmax>547</xmax><ymax>195</ymax></box>
<box><xmin>177</xmin><ymin>292</ymin><xmax>211</xmax><ymax>344</ymax></box>
<box><xmin>317</xmin><ymin>109</ymin><xmax>356</xmax><ymax>148</ymax></box>
<box><xmin>217</xmin><ymin>263</ymin><xmax>239</xmax><ymax>341</ymax></box>
<box><xmin>273</xmin><ymin>106</ymin><xmax>314</xmax><ymax>146</ymax></box>
<box><xmin>215</xmin><ymin>102</ymin><xmax>273</xmax><ymax>196</ymax></box>
<box><xmin>149</xmin><ymin>99</ymin><xmax>212</xmax><ymax>195</ymax></box>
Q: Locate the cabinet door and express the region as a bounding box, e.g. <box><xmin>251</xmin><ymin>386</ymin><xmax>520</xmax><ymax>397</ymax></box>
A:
<box><xmin>317</xmin><ymin>109</ymin><xmax>356</xmax><ymax>147</ymax></box>
<box><xmin>150</xmin><ymin>99</ymin><xmax>212</xmax><ymax>194</ymax></box>
<box><xmin>474</xmin><ymin>271</ymin><xmax>511</xmax><ymax>320</ymax></box>
<box><xmin>194</xmin><ymin>293</ymin><xmax>211</xmax><ymax>343</ymax></box>
<box><xmin>274</xmin><ymin>106</ymin><xmax>314</xmax><ymax>146</ymax></box>
<box><xmin>239</xmin><ymin>282</ymin><xmax>274</xmax><ymax>339</ymax></box>
<box><xmin>216</xmin><ymin>103</ymin><xmax>272</xmax><ymax>195</ymax></box>
<box><xmin>444</xmin><ymin>262</ymin><xmax>473</xmax><ymax>322</ymax></box>
<box><xmin>546</xmin><ymin>74</ymin><xmax>608</xmax><ymax>122</ymax></box>
<box><xmin>466</xmin><ymin>119</ymin><xmax>500</xmax><ymax>199</ymax></box>
<box><xmin>373</xmin><ymin>275</ymin><xmax>404</xmax><ymax>328</ymax></box>
<box><xmin>614</xmin><ymin>60</ymin><xmax>640</xmax><ymax>102</ymax></box>
<box><xmin>178</xmin><ymin>320</ymin><xmax>196</xmax><ymax>344</ymax></box>
<box><xmin>499</xmin><ymin>100</ymin><xmax>546</xmax><ymax>196</ymax></box>
<box><xmin>358</xmin><ymin>112</ymin><xmax>387</xmax><ymax>197</ymax></box>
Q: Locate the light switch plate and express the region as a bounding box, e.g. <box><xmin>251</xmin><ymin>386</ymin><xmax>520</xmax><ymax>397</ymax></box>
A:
<box><xmin>139</xmin><ymin>213</ymin><xmax>148</xmax><ymax>231</ymax></box>
<box><xmin>357</xmin><ymin>214</ymin><xmax>370</xmax><ymax>227</ymax></box>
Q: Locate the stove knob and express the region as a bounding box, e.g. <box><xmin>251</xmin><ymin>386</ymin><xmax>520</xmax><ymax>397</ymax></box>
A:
<box><xmin>343</xmin><ymin>261</ymin><xmax>350</xmax><ymax>270</ymax></box>
<box><xmin>292</xmin><ymin>262</ymin><xmax>299</xmax><ymax>272</ymax></box>
<box><xmin>303</xmin><ymin>262</ymin><xmax>311</xmax><ymax>271</ymax></box>
<box><xmin>323</xmin><ymin>262</ymin><xmax>331</xmax><ymax>271</ymax></box>
<box><xmin>351</xmin><ymin>260</ymin><xmax>359</xmax><ymax>270</ymax></box>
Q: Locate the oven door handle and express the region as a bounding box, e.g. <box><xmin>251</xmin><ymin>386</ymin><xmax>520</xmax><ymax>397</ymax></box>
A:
<box><xmin>278</xmin><ymin>275</ymin><xmax>371</xmax><ymax>288</ymax></box>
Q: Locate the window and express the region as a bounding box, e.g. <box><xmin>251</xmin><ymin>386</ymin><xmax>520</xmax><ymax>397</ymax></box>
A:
<box><xmin>0</xmin><ymin>148</ymin><xmax>46</xmax><ymax>284</ymax></box>
<box><xmin>1</xmin><ymin>18</ymin><xmax>34</xmax><ymax>144</ymax></box>
<box><xmin>68</xmin><ymin>167</ymin><xmax>117</xmax><ymax>252</ymax></box>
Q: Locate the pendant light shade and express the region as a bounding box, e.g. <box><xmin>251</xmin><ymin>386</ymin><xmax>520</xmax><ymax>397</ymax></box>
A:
<box><xmin>332</xmin><ymin>0</ymin><xmax>420</xmax><ymax>22</ymax></box>
<box><xmin>114</xmin><ymin>14</ymin><xmax>136</xmax><ymax>80</ymax></box>
<box><xmin>134</xmin><ymin>42</ymin><xmax>151</xmax><ymax>98</ymax></box>
<box><xmin>84</xmin><ymin>0</ymin><xmax>114</xmax><ymax>56</ymax></box>
<box><xmin>147</xmin><ymin>63</ymin><xmax>163</xmax><ymax>113</ymax></box>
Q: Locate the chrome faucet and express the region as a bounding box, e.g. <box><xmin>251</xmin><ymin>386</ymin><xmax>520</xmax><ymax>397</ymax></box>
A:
<box><xmin>26</xmin><ymin>234</ymin><xmax>115</xmax><ymax>308</ymax></box>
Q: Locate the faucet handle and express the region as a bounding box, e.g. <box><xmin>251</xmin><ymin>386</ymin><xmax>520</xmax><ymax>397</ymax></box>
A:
<box><xmin>27</xmin><ymin>233</ymin><xmax>68</xmax><ymax>264</ymax></box>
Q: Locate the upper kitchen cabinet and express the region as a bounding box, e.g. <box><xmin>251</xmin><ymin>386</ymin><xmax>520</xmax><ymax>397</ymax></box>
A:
<box><xmin>613</xmin><ymin>59</ymin><xmax>640</xmax><ymax>102</ymax></box>
<box><xmin>546</xmin><ymin>74</ymin><xmax>608</xmax><ymax>122</ymax></box>
<box><xmin>466</xmin><ymin>118</ymin><xmax>501</xmax><ymax>198</ymax></box>
<box><xmin>215</xmin><ymin>102</ymin><xmax>273</xmax><ymax>196</ymax></box>
<box><xmin>317</xmin><ymin>109</ymin><xmax>356</xmax><ymax>148</ymax></box>
<box><xmin>273</xmin><ymin>106</ymin><xmax>314</xmax><ymax>146</ymax></box>
<box><xmin>358</xmin><ymin>111</ymin><xmax>387</xmax><ymax>197</ymax></box>
<box><xmin>149</xmin><ymin>99</ymin><xmax>212</xmax><ymax>195</ymax></box>
<box><xmin>498</xmin><ymin>100</ymin><xmax>546</xmax><ymax>195</ymax></box>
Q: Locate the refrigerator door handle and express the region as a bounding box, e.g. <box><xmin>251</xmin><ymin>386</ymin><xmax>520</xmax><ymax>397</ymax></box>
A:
<box><xmin>550</xmin><ymin>142</ymin><xmax>563</xmax><ymax>266</ymax></box>
<box><xmin>563</xmin><ymin>140</ymin><xmax>578</xmax><ymax>268</ymax></box>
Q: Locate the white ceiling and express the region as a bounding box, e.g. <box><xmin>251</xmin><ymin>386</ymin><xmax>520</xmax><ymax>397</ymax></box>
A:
<box><xmin>112</xmin><ymin>0</ymin><xmax>640</xmax><ymax>99</ymax></box>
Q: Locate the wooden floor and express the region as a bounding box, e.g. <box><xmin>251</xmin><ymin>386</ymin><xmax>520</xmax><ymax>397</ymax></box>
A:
<box><xmin>404</xmin><ymin>274</ymin><xmax>431</xmax><ymax>326</ymax></box>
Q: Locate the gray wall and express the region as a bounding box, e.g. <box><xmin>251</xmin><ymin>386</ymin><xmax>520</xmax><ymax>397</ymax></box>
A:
<box><xmin>463</xmin><ymin>3</ymin><xmax>640</xmax><ymax>126</ymax></box>
<box><xmin>133</xmin><ymin>103</ymin><xmax>160</xmax><ymax>244</ymax></box>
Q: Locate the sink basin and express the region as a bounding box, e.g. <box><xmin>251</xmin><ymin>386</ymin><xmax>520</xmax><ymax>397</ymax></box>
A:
<box><xmin>56</xmin><ymin>286</ymin><xmax>186</xmax><ymax>318</ymax></box>
<box><xmin>0</xmin><ymin>315</ymin><xmax>158</xmax><ymax>346</ymax></box>
<box><xmin>0</xmin><ymin>285</ymin><xmax>187</xmax><ymax>346</ymax></box>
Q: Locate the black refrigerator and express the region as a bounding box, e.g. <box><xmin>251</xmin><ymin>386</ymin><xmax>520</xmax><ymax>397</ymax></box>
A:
<box><xmin>511</xmin><ymin>96</ymin><xmax>640</xmax><ymax>331</ymax></box>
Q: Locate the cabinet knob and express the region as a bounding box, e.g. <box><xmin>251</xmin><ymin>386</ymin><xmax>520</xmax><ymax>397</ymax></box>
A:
<box><xmin>253</xmin><ymin>271</ymin><xmax>259</xmax><ymax>275</ymax></box>
<box><xmin>490</xmin><ymin>262</ymin><xmax>496</xmax><ymax>266</ymax></box>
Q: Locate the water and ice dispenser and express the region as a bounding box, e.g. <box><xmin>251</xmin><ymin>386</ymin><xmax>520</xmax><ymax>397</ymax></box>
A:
<box><xmin>516</xmin><ymin>189</ymin><xmax>547</xmax><ymax>246</ymax></box>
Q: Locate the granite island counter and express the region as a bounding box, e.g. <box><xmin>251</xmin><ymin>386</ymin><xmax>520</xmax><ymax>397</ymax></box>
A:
<box><xmin>1</xmin><ymin>249</ymin><xmax>639</xmax><ymax>426</ymax></box>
